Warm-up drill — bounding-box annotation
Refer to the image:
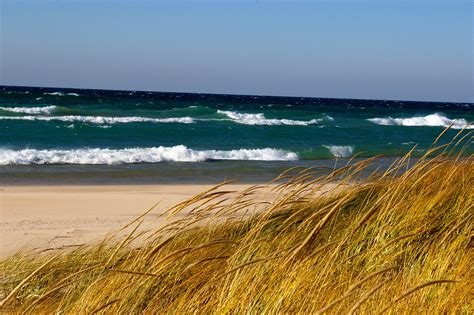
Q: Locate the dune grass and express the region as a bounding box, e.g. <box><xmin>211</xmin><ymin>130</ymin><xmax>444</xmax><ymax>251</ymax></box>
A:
<box><xmin>0</xmin><ymin>129</ymin><xmax>473</xmax><ymax>313</ymax></box>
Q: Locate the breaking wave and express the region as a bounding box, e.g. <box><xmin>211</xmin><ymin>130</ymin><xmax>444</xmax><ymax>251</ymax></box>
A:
<box><xmin>44</xmin><ymin>92</ymin><xmax>80</xmax><ymax>96</ymax></box>
<box><xmin>217</xmin><ymin>110</ymin><xmax>323</xmax><ymax>126</ymax></box>
<box><xmin>0</xmin><ymin>111</ymin><xmax>333</xmax><ymax>126</ymax></box>
<box><xmin>0</xmin><ymin>106</ymin><xmax>57</xmax><ymax>115</ymax></box>
<box><xmin>0</xmin><ymin>146</ymin><xmax>298</xmax><ymax>165</ymax></box>
<box><xmin>368</xmin><ymin>113</ymin><xmax>472</xmax><ymax>129</ymax></box>
<box><xmin>0</xmin><ymin>115</ymin><xmax>195</xmax><ymax>124</ymax></box>
<box><xmin>323</xmin><ymin>145</ymin><xmax>354</xmax><ymax>158</ymax></box>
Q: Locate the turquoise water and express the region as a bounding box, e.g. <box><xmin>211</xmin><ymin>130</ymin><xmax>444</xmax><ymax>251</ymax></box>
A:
<box><xmin>0</xmin><ymin>86</ymin><xmax>471</xmax><ymax>183</ymax></box>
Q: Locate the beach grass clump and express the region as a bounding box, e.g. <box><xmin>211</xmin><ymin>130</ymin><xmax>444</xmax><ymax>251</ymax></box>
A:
<box><xmin>0</xmin><ymin>130</ymin><xmax>473</xmax><ymax>313</ymax></box>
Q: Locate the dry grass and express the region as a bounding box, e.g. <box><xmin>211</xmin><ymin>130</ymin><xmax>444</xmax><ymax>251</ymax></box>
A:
<box><xmin>1</xmin><ymin>129</ymin><xmax>473</xmax><ymax>313</ymax></box>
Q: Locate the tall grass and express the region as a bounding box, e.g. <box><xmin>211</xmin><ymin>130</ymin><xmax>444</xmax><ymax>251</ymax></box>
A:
<box><xmin>1</xmin><ymin>129</ymin><xmax>473</xmax><ymax>313</ymax></box>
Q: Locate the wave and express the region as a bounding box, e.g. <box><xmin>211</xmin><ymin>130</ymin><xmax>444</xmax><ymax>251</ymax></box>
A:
<box><xmin>0</xmin><ymin>111</ymin><xmax>330</xmax><ymax>126</ymax></box>
<box><xmin>0</xmin><ymin>106</ymin><xmax>57</xmax><ymax>115</ymax></box>
<box><xmin>0</xmin><ymin>115</ymin><xmax>195</xmax><ymax>124</ymax></box>
<box><xmin>3</xmin><ymin>91</ymin><xmax>30</xmax><ymax>95</ymax></box>
<box><xmin>0</xmin><ymin>146</ymin><xmax>298</xmax><ymax>165</ymax></box>
<box><xmin>323</xmin><ymin>145</ymin><xmax>354</xmax><ymax>158</ymax></box>
<box><xmin>43</xmin><ymin>92</ymin><xmax>80</xmax><ymax>97</ymax></box>
<box><xmin>217</xmin><ymin>110</ymin><xmax>323</xmax><ymax>126</ymax></box>
<box><xmin>368</xmin><ymin>113</ymin><xmax>472</xmax><ymax>129</ymax></box>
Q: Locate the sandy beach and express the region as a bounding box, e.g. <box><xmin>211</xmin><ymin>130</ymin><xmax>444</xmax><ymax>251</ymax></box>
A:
<box><xmin>0</xmin><ymin>184</ymin><xmax>256</xmax><ymax>258</ymax></box>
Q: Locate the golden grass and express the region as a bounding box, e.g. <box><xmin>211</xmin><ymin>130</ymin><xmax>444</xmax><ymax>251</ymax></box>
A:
<box><xmin>1</xmin><ymin>129</ymin><xmax>473</xmax><ymax>313</ymax></box>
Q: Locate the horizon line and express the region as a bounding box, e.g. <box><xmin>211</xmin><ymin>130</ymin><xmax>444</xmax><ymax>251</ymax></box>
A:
<box><xmin>1</xmin><ymin>84</ymin><xmax>471</xmax><ymax>105</ymax></box>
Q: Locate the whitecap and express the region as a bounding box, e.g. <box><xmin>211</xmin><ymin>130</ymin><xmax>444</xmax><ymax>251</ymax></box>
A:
<box><xmin>0</xmin><ymin>115</ymin><xmax>195</xmax><ymax>124</ymax></box>
<box><xmin>323</xmin><ymin>145</ymin><xmax>354</xmax><ymax>158</ymax></box>
<box><xmin>368</xmin><ymin>113</ymin><xmax>472</xmax><ymax>129</ymax></box>
<box><xmin>217</xmin><ymin>110</ymin><xmax>322</xmax><ymax>126</ymax></box>
<box><xmin>45</xmin><ymin>91</ymin><xmax>79</xmax><ymax>96</ymax></box>
<box><xmin>0</xmin><ymin>146</ymin><xmax>298</xmax><ymax>165</ymax></box>
<box><xmin>0</xmin><ymin>106</ymin><xmax>57</xmax><ymax>115</ymax></box>
<box><xmin>5</xmin><ymin>91</ymin><xmax>30</xmax><ymax>94</ymax></box>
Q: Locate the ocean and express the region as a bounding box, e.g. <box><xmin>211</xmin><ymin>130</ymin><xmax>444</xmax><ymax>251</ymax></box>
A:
<box><xmin>0</xmin><ymin>86</ymin><xmax>472</xmax><ymax>184</ymax></box>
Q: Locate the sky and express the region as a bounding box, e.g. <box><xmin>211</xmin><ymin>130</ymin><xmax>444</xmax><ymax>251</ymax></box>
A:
<box><xmin>0</xmin><ymin>0</ymin><xmax>472</xmax><ymax>102</ymax></box>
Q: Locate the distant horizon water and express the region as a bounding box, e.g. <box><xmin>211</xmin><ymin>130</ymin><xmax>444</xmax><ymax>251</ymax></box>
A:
<box><xmin>2</xmin><ymin>85</ymin><xmax>473</xmax><ymax>104</ymax></box>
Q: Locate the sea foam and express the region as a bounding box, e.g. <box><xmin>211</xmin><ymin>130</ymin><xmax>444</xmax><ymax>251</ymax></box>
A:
<box><xmin>368</xmin><ymin>113</ymin><xmax>472</xmax><ymax>129</ymax></box>
<box><xmin>217</xmin><ymin>110</ymin><xmax>322</xmax><ymax>126</ymax></box>
<box><xmin>323</xmin><ymin>145</ymin><xmax>354</xmax><ymax>158</ymax></box>
<box><xmin>0</xmin><ymin>106</ymin><xmax>57</xmax><ymax>115</ymax></box>
<box><xmin>0</xmin><ymin>115</ymin><xmax>195</xmax><ymax>124</ymax></box>
<box><xmin>0</xmin><ymin>146</ymin><xmax>298</xmax><ymax>165</ymax></box>
<box><xmin>43</xmin><ymin>92</ymin><xmax>80</xmax><ymax>96</ymax></box>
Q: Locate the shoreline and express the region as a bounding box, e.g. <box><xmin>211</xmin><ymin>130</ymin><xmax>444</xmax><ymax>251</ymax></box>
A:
<box><xmin>0</xmin><ymin>157</ymin><xmax>410</xmax><ymax>186</ymax></box>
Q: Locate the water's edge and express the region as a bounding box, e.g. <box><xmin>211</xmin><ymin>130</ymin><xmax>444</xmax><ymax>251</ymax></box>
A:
<box><xmin>0</xmin><ymin>158</ymin><xmax>409</xmax><ymax>185</ymax></box>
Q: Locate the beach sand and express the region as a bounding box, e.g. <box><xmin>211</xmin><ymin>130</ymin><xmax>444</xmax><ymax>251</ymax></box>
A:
<box><xmin>0</xmin><ymin>184</ymin><xmax>259</xmax><ymax>258</ymax></box>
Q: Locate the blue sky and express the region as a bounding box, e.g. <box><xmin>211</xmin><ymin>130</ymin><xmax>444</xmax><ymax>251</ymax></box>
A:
<box><xmin>1</xmin><ymin>0</ymin><xmax>472</xmax><ymax>102</ymax></box>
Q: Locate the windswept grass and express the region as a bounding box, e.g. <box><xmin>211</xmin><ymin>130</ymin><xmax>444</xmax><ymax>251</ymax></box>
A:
<box><xmin>1</xmin><ymin>129</ymin><xmax>473</xmax><ymax>313</ymax></box>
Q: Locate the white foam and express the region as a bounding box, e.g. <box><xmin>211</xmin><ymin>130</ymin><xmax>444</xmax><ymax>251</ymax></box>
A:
<box><xmin>0</xmin><ymin>106</ymin><xmax>57</xmax><ymax>115</ymax></box>
<box><xmin>217</xmin><ymin>110</ymin><xmax>322</xmax><ymax>126</ymax></box>
<box><xmin>44</xmin><ymin>92</ymin><xmax>64</xmax><ymax>96</ymax></box>
<box><xmin>0</xmin><ymin>146</ymin><xmax>298</xmax><ymax>165</ymax></box>
<box><xmin>368</xmin><ymin>113</ymin><xmax>472</xmax><ymax>129</ymax></box>
<box><xmin>0</xmin><ymin>115</ymin><xmax>195</xmax><ymax>124</ymax></box>
<box><xmin>43</xmin><ymin>92</ymin><xmax>79</xmax><ymax>96</ymax></box>
<box><xmin>5</xmin><ymin>91</ymin><xmax>30</xmax><ymax>94</ymax></box>
<box><xmin>323</xmin><ymin>145</ymin><xmax>354</xmax><ymax>158</ymax></box>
